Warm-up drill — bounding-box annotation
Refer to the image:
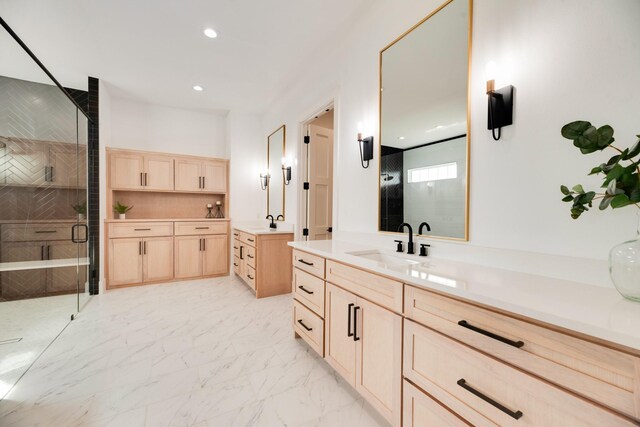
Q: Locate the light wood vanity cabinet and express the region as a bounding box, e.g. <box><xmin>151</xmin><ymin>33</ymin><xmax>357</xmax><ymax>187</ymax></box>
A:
<box><xmin>290</xmin><ymin>248</ymin><xmax>640</xmax><ymax>427</ymax></box>
<box><xmin>233</xmin><ymin>229</ymin><xmax>293</xmax><ymax>298</ymax></box>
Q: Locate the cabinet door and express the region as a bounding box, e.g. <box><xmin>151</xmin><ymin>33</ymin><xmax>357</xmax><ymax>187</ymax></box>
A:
<box><xmin>142</xmin><ymin>236</ymin><xmax>174</xmax><ymax>282</ymax></box>
<box><xmin>4</xmin><ymin>139</ymin><xmax>48</xmax><ymax>186</ymax></box>
<box><xmin>174</xmin><ymin>235</ymin><xmax>202</xmax><ymax>278</ymax></box>
<box><xmin>48</xmin><ymin>143</ymin><xmax>77</xmax><ymax>188</ymax></box>
<box><xmin>202</xmin><ymin>235</ymin><xmax>228</xmax><ymax>276</ymax></box>
<box><xmin>201</xmin><ymin>160</ymin><xmax>227</xmax><ymax>193</ymax></box>
<box><xmin>144</xmin><ymin>155</ymin><xmax>174</xmax><ymax>191</ymax></box>
<box><xmin>110</xmin><ymin>152</ymin><xmax>144</xmax><ymax>190</ymax></box>
<box><xmin>0</xmin><ymin>241</ymin><xmax>47</xmax><ymax>299</ymax></box>
<box><xmin>47</xmin><ymin>240</ymin><xmax>87</xmax><ymax>293</ymax></box>
<box><xmin>108</xmin><ymin>238</ymin><xmax>143</xmax><ymax>286</ymax></box>
<box><xmin>174</xmin><ymin>159</ymin><xmax>201</xmax><ymax>192</ymax></box>
<box><xmin>324</xmin><ymin>283</ymin><xmax>357</xmax><ymax>386</ymax></box>
<box><xmin>355</xmin><ymin>297</ymin><xmax>403</xmax><ymax>426</ymax></box>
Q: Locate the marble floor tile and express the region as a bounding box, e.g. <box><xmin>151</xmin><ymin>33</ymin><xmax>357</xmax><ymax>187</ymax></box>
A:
<box><xmin>0</xmin><ymin>276</ymin><xmax>388</xmax><ymax>426</ymax></box>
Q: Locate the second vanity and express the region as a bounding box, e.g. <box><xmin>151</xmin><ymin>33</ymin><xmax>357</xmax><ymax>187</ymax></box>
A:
<box><xmin>289</xmin><ymin>240</ymin><xmax>640</xmax><ymax>427</ymax></box>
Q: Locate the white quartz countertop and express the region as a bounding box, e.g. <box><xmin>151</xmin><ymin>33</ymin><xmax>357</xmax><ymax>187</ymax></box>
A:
<box><xmin>0</xmin><ymin>257</ymin><xmax>89</xmax><ymax>272</ymax></box>
<box><xmin>289</xmin><ymin>240</ymin><xmax>640</xmax><ymax>353</ymax></box>
<box><xmin>233</xmin><ymin>225</ymin><xmax>294</xmax><ymax>235</ymax></box>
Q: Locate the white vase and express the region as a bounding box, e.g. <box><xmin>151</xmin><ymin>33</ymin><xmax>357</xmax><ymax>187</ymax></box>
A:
<box><xmin>119</xmin><ymin>213</ymin><xmax>126</xmax><ymax>220</ymax></box>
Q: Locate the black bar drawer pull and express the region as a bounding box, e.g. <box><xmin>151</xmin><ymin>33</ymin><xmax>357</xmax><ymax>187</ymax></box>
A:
<box><xmin>298</xmin><ymin>285</ymin><xmax>314</xmax><ymax>295</ymax></box>
<box><xmin>347</xmin><ymin>303</ymin><xmax>354</xmax><ymax>337</ymax></box>
<box><xmin>457</xmin><ymin>379</ymin><xmax>523</xmax><ymax>420</ymax></box>
<box><xmin>35</xmin><ymin>230</ymin><xmax>57</xmax><ymax>234</ymax></box>
<box><xmin>298</xmin><ymin>259</ymin><xmax>314</xmax><ymax>266</ymax></box>
<box><xmin>247</xmin><ymin>274</ymin><xmax>254</xmax><ymax>280</ymax></box>
<box><xmin>233</xmin><ymin>246</ymin><xmax>238</xmax><ymax>250</ymax></box>
<box><xmin>353</xmin><ymin>306</ymin><xmax>360</xmax><ymax>341</ymax></box>
<box><xmin>134</xmin><ymin>228</ymin><xmax>151</xmax><ymax>231</ymax></box>
<box><xmin>247</xmin><ymin>238</ymin><xmax>254</xmax><ymax>242</ymax></box>
<box><xmin>247</xmin><ymin>254</ymin><xmax>254</xmax><ymax>259</ymax></box>
<box><xmin>195</xmin><ymin>227</ymin><xmax>209</xmax><ymax>230</ymax></box>
<box><xmin>233</xmin><ymin>233</ymin><xmax>239</xmax><ymax>236</ymax></box>
<box><xmin>297</xmin><ymin>319</ymin><xmax>313</xmax><ymax>332</ymax></box>
<box><xmin>233</xmin><ymin>262</ymin><xmax>238</xmax><ymax>267</ymax></box>
<box><xmin>458</xmin><ymin>320</ymin><xmax>524</xmax><ymax>348</ymax></box>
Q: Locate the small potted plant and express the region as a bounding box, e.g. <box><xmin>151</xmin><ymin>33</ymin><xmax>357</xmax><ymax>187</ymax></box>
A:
<box><xmin>113</xmin><ymin>202</ymin><xmax>133</xmax><ymax>220</ymax></box>
<box><xmin>72</xmin><ymin>201</ymin><xmax>87</xmax><ymax>220</ymax></box>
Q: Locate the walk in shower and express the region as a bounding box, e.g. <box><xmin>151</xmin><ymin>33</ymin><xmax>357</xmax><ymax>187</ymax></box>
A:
<box><xmin>0</xmin><ymin>17</ymin><xmax>96</xmax><ymax>399</ymax></box>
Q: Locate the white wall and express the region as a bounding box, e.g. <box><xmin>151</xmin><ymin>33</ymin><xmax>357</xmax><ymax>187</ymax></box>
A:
<box><xmin>108</xmin><ymin>96</ymin><xmax>227</xmax><ymax>158</ymax></box>
<box><xmin>261</xmin><ymin>0</ymin><xmax>640</xmax><ymax>287</ymax></box>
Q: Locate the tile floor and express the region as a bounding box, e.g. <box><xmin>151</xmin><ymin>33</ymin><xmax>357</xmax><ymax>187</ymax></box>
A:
<box><xmin>0</xmin><ymin>293</ymin><xmax>80</xmax><ymax>400</ymax></box>
<box><xmin>0</xmin><ymin>277</ymin><xmax>388</xmax><ymax>426</ymax></box>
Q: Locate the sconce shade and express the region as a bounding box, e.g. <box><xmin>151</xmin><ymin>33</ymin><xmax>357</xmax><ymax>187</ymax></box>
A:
<box><xmin>282</xmin><ymin>165</ymin><xmax>292</xmax><ymax>185</ymax></box>
<box><xmin>260</xmin><ymin>173</ymin><xmax>270</xmax><ymax>190</ymax></box>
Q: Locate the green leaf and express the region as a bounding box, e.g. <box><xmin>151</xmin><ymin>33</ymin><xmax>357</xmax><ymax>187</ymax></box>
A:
<box><xmin>606</xmin><ymin>179</ymin><xmax>618</xmax><ymax>195</ymax></box>
<box><xmin>611</xmin><ymin>194</ymin><xmax>631</xmax><ymax>209</ymax></box>
<box><xmin>583</xmin><ymin>191</ymin><xmax>596</xmax><ymax>204</ymax></box>
<box><xmin>561</xmin><ymin>121</ymin><xmax>592</xmax><ymax>140</ymax></box>
<box><xmin>589</xmin><ymin>166</ymin><xmax>603</xmax><ymax>175</ymax></box>
<box><xmin>560</xmin><ymin>185</ymin><xmax>571</xmax><ymax>195</ymax></box>
<box><xmin>605</xmin><ymin>164</ymin><xmax>626</xmax><ymax>184</ymax></box>
<box><xmin>562</xmin><ymin>195</ymin><xmax>574</xmax><ymax>202</ymax></box>
<box><xmin>624</xmin><ymin>140</ymin><xmax>640</xmax><ymax>160</ymax></box>
<box><xmin>570</xmin><ymin>208</ymin><xmax>583</xmax><ymax>219</ymax></box>
<box><xmin>599</xmin><ymin>197</ymin><xmax>612</xmax><ymax>210</ymax></box>
<box><xmin>596</xmin><ymin>125</ymin><xmax>615</xmax><ymax>148</ymax></box>
<box><xmin>572</xmin><ymin>184</ymin><xmax>585</xmax><ymax>194</ymax></box>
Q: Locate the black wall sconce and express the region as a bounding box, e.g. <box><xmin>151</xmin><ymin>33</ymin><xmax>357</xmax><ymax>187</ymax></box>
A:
<box><xmin>357</xmin><ymin>132</ymin><xmax>374</xmax><ymax>168</ymax></box>
<box><xmin>260</xmin><ymin>172</ymin><xmax>270</xmax><ymax>190</ymax></box>
<box><xmin>281</xmin><ymin>157</ymin><xmax>292</xmax><ymax>185</ymax></box>
<box><xmin>486</xmin><ymin>79</ymin><xmax>514</xmax><ymax>141</ymax></box>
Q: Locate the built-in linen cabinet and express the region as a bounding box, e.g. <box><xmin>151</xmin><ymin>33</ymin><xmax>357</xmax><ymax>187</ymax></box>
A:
<box><xmin>234</xmin><ymin>229</ymin><xmax>293</xmax><ymax>298</ymax></box>
<box><xmin>175</xmin><ymin>158</ymin><xmax>227</xmax><ymax>193</ymax></box>
<box><xmin>109</xmin><ymin>151</ymin><xmax>174</xmax><ymax>191</ymax></box>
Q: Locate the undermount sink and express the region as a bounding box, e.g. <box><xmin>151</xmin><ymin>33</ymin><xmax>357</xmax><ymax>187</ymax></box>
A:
<box><xmin>347</xmin><ymin>250</ymin><xmax>422</xmax><ymax>267</ymax></box>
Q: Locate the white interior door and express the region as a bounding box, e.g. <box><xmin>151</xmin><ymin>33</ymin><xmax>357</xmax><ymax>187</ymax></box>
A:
<box><xmin>308</xmin><ymin>124</ymin><xmax>333</xmax><ymax>240</ymax></box>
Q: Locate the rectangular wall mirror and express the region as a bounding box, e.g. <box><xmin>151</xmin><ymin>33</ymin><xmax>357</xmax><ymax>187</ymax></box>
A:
<box><xmin>379</xmin><ymin>0</ymin><xmax>471</xmax><ymax>240</ymax></box>
<box><xmin>267</xmin><ymin>125</ymin><xmax>285</xmax><ymax>220</ymax></box>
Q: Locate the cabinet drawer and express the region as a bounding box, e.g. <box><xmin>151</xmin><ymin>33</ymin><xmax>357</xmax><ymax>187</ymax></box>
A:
<box><xmin>293</xmin><ymin>267</ymin><xmax>325</xmax><ymax>317</ymax></box>
<box><xmin>293</xmin><ymin>299</ymin><xmax>324</xmax><ymax>356</ymax></box>
<box><xmin>404</xmin><ymin>320</ymin><xmax>635</xmax><ymax>426</ymax></box>
<box><xmin>245</xmin><ymin>245</ymin><xmax>256</xmax><ymax>268</ymax></box>
<box><xmin>239</xmin><ymin>231</ymin><xmax>256</xmax><ymax>247</ymax></box>
<box><xmin>2</xmin><ymin>224</ymin><xmax>74</xmax><ymax>242</ymax></box>
<box><xmin>404</xmin><ymin>285</ymin><xmax>640</xmax><ymax>419</ymax></box>
<box><xmin>232</xmin><ymin>229</ymin><xmax>241</xmax><ymax>240</ymax></box>
<box><xmin>233</xmin><ymin>239</ymin><xmax>240</xmax><ymax>258</ymax></box>
<box><xmin>108</xmin><ymin>222</ymin><xmax>173</xmax><ymax>238</ymax></box>
<box><xmin>293</xmin><ymin>249</ymin><xmax>325</xmax><ymax>279</ymax></box>
<box><xmin>233</xmin><ymin>256</ymin><xmax>240</xmax><ymax>275</ymax></box>
<box><xmin>174</xmin><ymin>221</ymin><xmax>227</xmax><ymax>236</ymax></box>
<box><xmin>326</xmin><ymin>260</ymin><xmax>402</xmax><ymax>313</ymax></box>
<box><xmin>245</xmin><ymin>265</ymin><xmax>256</xmax><ymax>289</ymax></box>
<box><xmin>403</xmin><ymin>380</ymin><xmax>471</xmax><ymax>427</ymax></box>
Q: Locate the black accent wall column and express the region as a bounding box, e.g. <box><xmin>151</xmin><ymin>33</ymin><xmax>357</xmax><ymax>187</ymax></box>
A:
<box><xmin>87</xmin><ymin>77</ymin><xmax>100</xmax><ymax>295</ymax></box>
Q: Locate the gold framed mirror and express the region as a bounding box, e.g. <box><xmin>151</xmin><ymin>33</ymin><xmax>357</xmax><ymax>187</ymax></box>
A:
<box><xmin>267</xmin><ymin>125</ymin><xmax>286</xmax><ymax>220</ymax></box>
<box><xmin>378</xmin><ymin>0</ymin><xmax>471</xmax><ymax>241</ymax></box>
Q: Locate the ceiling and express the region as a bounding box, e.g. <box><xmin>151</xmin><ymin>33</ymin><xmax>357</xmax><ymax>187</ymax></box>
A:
<box><xmin>0</xmin><ymin>0</ymin><xmax>374</xmax><ymax>114</ymax></box>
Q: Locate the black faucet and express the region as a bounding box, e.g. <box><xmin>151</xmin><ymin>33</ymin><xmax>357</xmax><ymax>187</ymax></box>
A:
<box><xmin>276</xmin><ymin>214</ymin><xmax>284</xmax><ymax>221</ymax></box>
<box><xmin>397</xmin><ymin>223</ymin><xmax>414</xmax><ymax>254</ymax></box>
<box><xmin>266</xmin><ymin>215</ymin><xmax>276</xmax><ymax>229</ymax></box>
<box><xmin>418</xmin><ymin>222</ymin><xmax>431</xmax><ymax>234</ymax></box>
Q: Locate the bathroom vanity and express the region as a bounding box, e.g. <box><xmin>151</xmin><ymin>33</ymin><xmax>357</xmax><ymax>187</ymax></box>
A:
<box><xmin>289</xmin><ymin>240</ymin><xmax>640</xmax><ymax>427</ymax></box>
<box><xmin>233</xmin><ymin>226</ymin><xmax>293</xmax><ymax>298</ymax></box>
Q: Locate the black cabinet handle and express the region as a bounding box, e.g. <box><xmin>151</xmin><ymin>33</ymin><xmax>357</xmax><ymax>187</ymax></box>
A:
<box><xmin>233</xmin><ymin>233</ymin><xmax>239</xmax><ymax>236</ymax></box>
<box><xmin>144</xmin><ymin>173</ymin><xmax>148</xmax><ymax>186</ymax></box>
<box><xmin>347</xmin><ymin>303</ymin><xmax>354</xmax><ymax>337</ymax></box>
<box><xmin>202</xmin><ymin>239</ymin><xmax>206</xmax><ymax>251</ymax></box>
<box><xmin>247</xmin><ymin>238</ymin><xmax>254</xmax><ymax>242</ymax></box>
<box><xmin>247</xmin><ymin>274</ymin><xmax>254</xmax><ymax>280</ymax></box>
<box><xmin>47</xmin><ymin>245</ymin><xmax>50</xmax><ymax>260</ymax></box>
<box><xmin>195</xmin><ymin>227</ymin><xmax>209</xmax><ymax>230</ymax></box>
<box><xmin>202</xmin><ymin>176</ymin><xmax>206</xmax><ymax>188</ymax></box>
<box><xmin>139</xmin><ymin>241</ymin><xmax>142</xmax><ymax>255</ymax></box>
<box><xmin>143</xmin><ymin>241</ymin><xmax>147</xmax><ymax>255</ymax></box>
<box><xmin>41</xmin><ymin>245</ymin><xmax>44</xmax><ymax>260</ymax></box>
<box><xmin>353</xmin><ymin>306</ymin><xmax>360</xmax><ymax>341</ymax></box>
<box><xmin>140</xmin><ymin>172</ymin><xmax>144</xmax><ymax>186</ymax></box>
<box><xmin>298</xmin><ymin>259</ymin><xmax>314</xmax><ymax>266</ymax></box>
<box><xmin>458</xmin><ymin>320</ymin><xmax>524</xmax><ymax>349</ymax></box>
<box><xmin>297</xmin><ymin>319</ymin><xmax>313</xmax><ymax>332</ymax></box>
<box><xmin>233</xmin><ymin>262</ymin><xmax>238</xmax><ymax>267</ymax></box>
<box><xmin>233</xmin><ymin>246</ymin><xmax>238</xmax><ymax>250</ymax></box>
<box><xmin>457</xmin><ymin>379</ymin><xmax>523</xmax><ymax>420</ymax></box>
<box><xmin>240</xmin><ymin>246</ymin><xmax>244</xmax><ymax>260</ymax></box>
<box><xmin>35</xmin><ymin>230</ymin><xmax>57</xmax><ymax>234</ymax></box>
<box><xmin>298</xmin><ymin>286</ymin><xmax>314</xmax><ymax>295</ymax></box>
<box><xmin>247</xmin><ymin>254</ymin><xmax>254</xmax><ymax>259</ymax></box>
<box><xmin>134</xmin><ymin>228</ymin><xmax>151</xmax><ymax>231</ymax></box>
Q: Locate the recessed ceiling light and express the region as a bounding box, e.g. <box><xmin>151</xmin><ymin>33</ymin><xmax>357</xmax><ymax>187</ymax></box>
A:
<box><xmin>398</xmin><ymin>136</ymin><xmax>405</xmax><ymax>140</ymax></box>
<box><xmin>193</xmin><ymin>85</ymin><xmax>204</xmax><ymax>92</ymax></box>
<box><xmin>204</xmin><ymin>28</ymin><xmax>217</xmax><ymax>38</ymax></box>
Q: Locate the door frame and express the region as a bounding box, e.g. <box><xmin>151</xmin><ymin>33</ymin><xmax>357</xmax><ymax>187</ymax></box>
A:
<box><xmin>296</xmin><ymin>97</ymin><xmax>339</xmax><ymax>241</ymax></box>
